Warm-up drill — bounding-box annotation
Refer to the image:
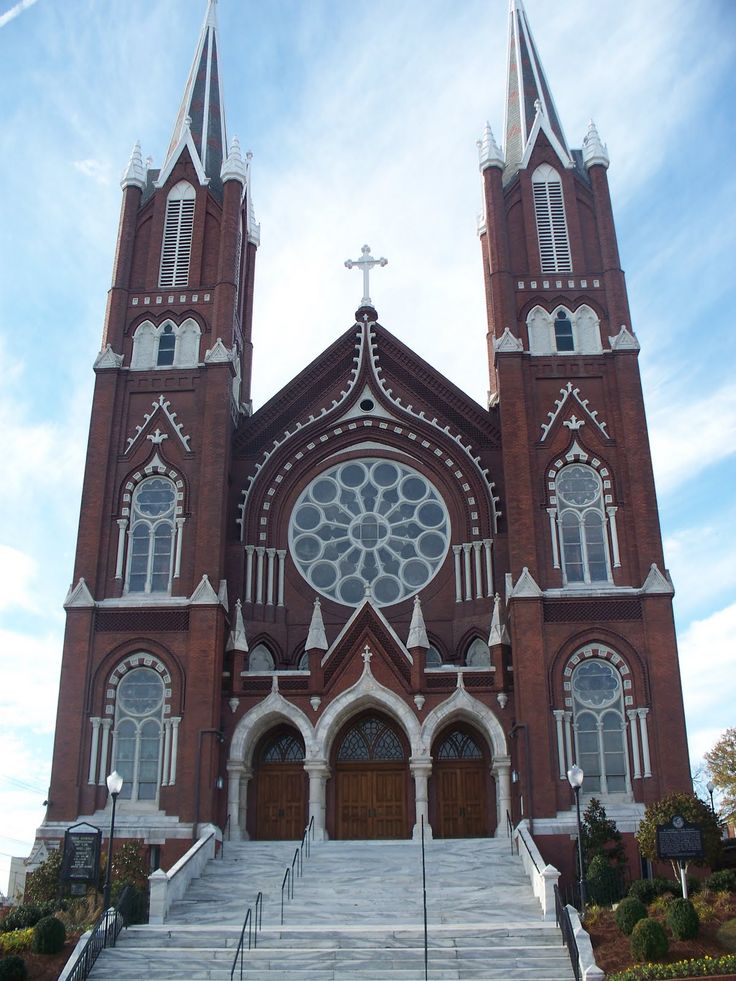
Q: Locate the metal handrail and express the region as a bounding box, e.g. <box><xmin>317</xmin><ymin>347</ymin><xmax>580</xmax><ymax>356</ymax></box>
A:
<box><xmin>292</xmin><ymin>847</ymin><xmax>301</xmax><ymax>884</ymax></box>
<box><xmin>506</xmin><ymin>809</ymin><xmax>514</xmax><ymax>854</ymax></box>
<box><xmin>280</xmin><ymin>867</ymin><xmax>290</xmax><ymax>925</ymax></box>
<box><xmin>230</xmin><ymin>906</ymin><xmax>251</xmax><ymax>981</ymax></box>
<box><xmin>61</xmin><ymin>884</ymin><xmax>134</xmax><ymax>981</ymax></box>
<box><xmin>554</xmin><ymin>884</ymin><xmax>581</xmax><ymax>981</ymax></box>
<box><xmin>220</xmin><ymin>814</ymin><xmax>231</xmax><ymax>859</ymax></box>
<box><xmin>514</xmin><ymin>822</ymin><xmax>540</xmax><ymax>873</ymax></box>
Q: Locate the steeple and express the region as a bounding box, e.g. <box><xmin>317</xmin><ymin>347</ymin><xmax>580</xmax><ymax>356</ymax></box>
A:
<box><xmin>504</xmin><ymin>0</ymin><xmax>570</xmax><ymax>176</ymax></box>
<box><xmin>162</xmin><ymin>0</ymin><xmax>227</xmax><ymax>194</ymax></box>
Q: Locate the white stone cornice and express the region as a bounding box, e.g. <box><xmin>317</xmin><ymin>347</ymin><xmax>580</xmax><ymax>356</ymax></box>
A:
<box><xmin>493</xmin><ymin>328</ymin><xmax>524</xmax><ymax>353</ymax></box>
<box><xmin>94</xmin><ymin>344</ymin><xmax>124</xmax><ymax>370</ymax></box>
<box><xmin>609</xmin><ymin>324</ymin><xmax>640</xmax><ymax>351</ymax></box>
<box><xmin>64</xmin><ymin>578</ymin><xmax>95</xmax><ymax>609</ymax></box>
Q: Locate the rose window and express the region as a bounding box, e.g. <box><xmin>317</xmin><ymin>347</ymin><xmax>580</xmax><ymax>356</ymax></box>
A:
<box><xmin>288</xmin><ymin>458</ymin><xmax>450</xmax><ymax>607</ymax></box>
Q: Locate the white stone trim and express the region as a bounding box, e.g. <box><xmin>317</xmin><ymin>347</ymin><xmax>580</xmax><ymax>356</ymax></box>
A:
<box><xmin>115</xmin><ymin>519</ymin><xmax>128</xmax><ymax>580</ymax></box>
<box><xmin>125</xmin><ymin>395</ymin><xmax>192</xmax><ymax>454</ymax></box>
<box><xmin>638</xmin><ymin>708</ymin><xmax>652</xmax><ymax>777</ymax></box>
<box><xmin>540</xmin><ymin>382</ymin><xmax>609</xmax><ymax>442</ymax></box>
<box><xmin>419</xmin><ymin>688</ymin><xmax>507</xmax><ymax>759</ymax></box>
<box><xmin>88</xmin><ymin>718</ymin><xmax>101</xmax><ymax>784</ymax></box>
<box><xmin>627</xmin><ymin>709</ymin><xmax>642</xmax><ymax>779</ymax></box>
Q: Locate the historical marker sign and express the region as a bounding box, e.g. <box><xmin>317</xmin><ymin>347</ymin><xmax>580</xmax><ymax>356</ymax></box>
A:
<box><xmin>656</xmin><ymin>814</ymin><xmax>704</xmax><ymax>862</ymax></box>
<box><xmin>61</xmin><ymin>823</ymin><xmax>101</xmax><ymax>884</ymax></box>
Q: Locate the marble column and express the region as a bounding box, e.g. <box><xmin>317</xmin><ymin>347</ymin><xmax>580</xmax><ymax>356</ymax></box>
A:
<box><xmin>410</xmin><ymin>757</ymin><xmax>433</xmax><ymax>841</ymax></box>
<box><xmin>492</xmin><ymin>755</ymin><xmax>512</xmax><ymax>836</ymax></box>
<box><xmin>226</xmin><ymin>762</ymin><xmax>251</xmax><ymax>841</ymax></box>
<box><xmin>304</xmin><ymin>761</ymin><xmax>330</xmax><ymax>841</ymax></box>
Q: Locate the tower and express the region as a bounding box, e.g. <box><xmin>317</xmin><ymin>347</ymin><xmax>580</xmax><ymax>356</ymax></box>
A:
<box><xmin>34</xmin><ymin>0</ymin><xmax>691</xmax><ymax>888</ymax></box>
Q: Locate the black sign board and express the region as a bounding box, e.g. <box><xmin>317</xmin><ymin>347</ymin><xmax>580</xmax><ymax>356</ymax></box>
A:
<box><xmin>656</xmin><ymin>814</ymin><xmax>704</xmax><ymax>861</ymax></box>
<box><xmin>61</xmin><ymin>823</ymin><xmax>101</xmax><ymax>884</ymax></box>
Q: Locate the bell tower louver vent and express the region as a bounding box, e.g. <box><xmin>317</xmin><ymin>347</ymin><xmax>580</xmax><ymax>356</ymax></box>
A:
<box><xmin>532</xmin><ymin>164</ymin><xmax>572</xmax><ymax>274</ymax></box>
<box><xmin>159</xmin><ymin>181</ymin><xmax>196</xmax><ymax>288</ymax></box>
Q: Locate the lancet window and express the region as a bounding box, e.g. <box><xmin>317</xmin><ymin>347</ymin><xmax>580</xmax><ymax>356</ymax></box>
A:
<box><xmin>159</xmin><ymin>180</ymin><xmax>196</xmax><ymax>288</ymax></box>
<box><xmin>531</xmin><ymin>164</ymin><xmax>572</xmax><ymax>273</ymax></box>
<box><xmin>556</xmin><ymin>465</ymin><xmax>611</xmax><ymax>585</ymax></box>
<box><xmin>113</xmin><ymin>667</ymin><xmax>164</xmax><ymax>801</ymax></box>
<box><xmin>126</xmin><ymin>477</ymin><xmax>177</xmax><ymax>594</ymax></box>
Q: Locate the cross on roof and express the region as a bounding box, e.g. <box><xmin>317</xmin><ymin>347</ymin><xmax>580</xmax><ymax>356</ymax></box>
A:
<box><xmin>344</xmin><ymin>244</ymin><xmax>388</xmax><ymax>307</ymax></box>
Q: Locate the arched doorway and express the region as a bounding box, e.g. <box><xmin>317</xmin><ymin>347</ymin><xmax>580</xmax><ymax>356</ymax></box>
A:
<box><xmin>333</xmin><ymin>713</ymin><xmax>410</xmax><ymax>839</ymax></box>
<box><xmin>431</xmin><ymin>725</ymin><xmax>492</xmax><ymax>838</ymax></box>
<box><xmin>254</xmin><ymin>727</ymin><xmax>307</xmax><ymax>840</ymax></box>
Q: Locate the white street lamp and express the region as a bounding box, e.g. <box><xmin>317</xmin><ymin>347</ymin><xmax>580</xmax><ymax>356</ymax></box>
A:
<box><xmin>567</xmin><ymin>764</ymin><xmax>586</xmax><ymax>910</ymax></box>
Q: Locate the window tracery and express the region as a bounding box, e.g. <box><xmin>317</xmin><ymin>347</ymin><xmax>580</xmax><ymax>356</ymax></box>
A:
<box><xmin>436</xmin><ymin>729</ymin><xmax>483</xmax><ymax>760</ymax></box>
<box><xmin>126</xmin><ymin>477</ymin><xmax>177</xmax><ymax>594</ymax></box>
<box><xmin>336</xmin><ymin>716</ymin><xmax>405</xmax><ymax>761</ymax></box>
<box><xmin>113</xmin><ymin>667</ymin><xmax>164</xmax><ymax>801</ymax></box>
<box><xmin>556</xmin><ymin>464</ymin><xmax>611</xmax><ymax>585</ymax></box>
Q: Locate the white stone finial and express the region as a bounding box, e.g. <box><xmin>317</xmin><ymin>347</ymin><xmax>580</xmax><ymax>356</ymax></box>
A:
<box><xmin>306</xmin><ymin>598</ymin><xmax>328</xmax><ymax>652</ymax></box>
<box><xmin>121</xmin><ymin>140</ymin><xmax>146</xmax><ymax>191</ymax></box>
<box><xmin>488</xmin><ymin>593</ymin><xmax>510</xmax><ymax>647</ymax></box>
<box><xmin>534</xmin><ymin>98</ymin><xmax>543</xmax><ymax>116</ymax></box>
<box><xmin>226</xmin><ymin>599</ymin><xmax>249</xmax><ymax>652</ymax></box>
<box><xmin>362</xmin><ymin>645</ymin><xmax>373</xmax><ymax>665</ymax></box>
<box><xmin>221</xmin><ymin>135</ymin><xmax>247</xmax><ymax>185</ymax></box>
<box><xmin>184</xmin><ymin>114</ymin><xmax>193</xmax><ymax>130</ymax></box>
<box><xmin>344</xmin><ymin>244</ymin><xmax>388</xmax><ymax>307</ymax></box>
<box><xmin>407</xmin><ymin>596</ymin><xmax>429</xmax><ymax>650</ymax></box>
<box><xmin>582</xmin><ymin>119</ymin><xmax>610</xmax><ymax>170</ymax></box>
<box><xmin>477</xmin><ymin>122</ymin><xmax>504</xmax><ymax>171</ymax></box>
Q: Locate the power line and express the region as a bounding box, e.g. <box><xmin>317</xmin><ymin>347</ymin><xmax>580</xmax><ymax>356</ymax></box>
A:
<box><xmin>0</xmin><ymin>774</ymin><xmax>47</xmax><ymax>796</ymax></box>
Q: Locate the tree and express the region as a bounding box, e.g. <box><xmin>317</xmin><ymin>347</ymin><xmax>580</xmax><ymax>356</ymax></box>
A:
<box><xmin>581</xmin><ymin>797</ymin><xmax>626</xmax><ymax>867</ymax></box>
<box><xmin>24</xmin><ymin>850</ymin><xmax>62</xmax><ymax>904</ymax></box>
<box><xmin>636</xmin><ymin>792</ymin><xmax>723</xmax><ymax>879</ymax></box>
<box><xmin>704</xmin><ymin>727</ymin><xmax>736</xmax><ymax>823</ymax></box>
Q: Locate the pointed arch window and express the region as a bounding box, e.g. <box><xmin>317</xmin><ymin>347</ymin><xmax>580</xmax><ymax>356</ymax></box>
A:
<box><xmin>113</xmin><ymin>667</ymin><xmax>164</xmax><ymax>801</ymax></box>
<box><xmin>572</xmin><ymin>659</ymin><xmax>629</xmax><ymax>794</ymax></box>
<box><xmin>532</xmin><ymin>164</ymin><xmax>572</xmax><ymax>273</ymax></box>
<box><xmin>556</xmin><ymin>465</ymin><xmax>611</xmax><ymax>585</ymax></box>
<box><xmin>554</xmin><ymin>311</ymin><xmax>574</xmax><ymax>352</ymax></box>
<box><xmin>465</xmin><ymin>637</ymin><xmax>491</xmax><ymax>667</ymax></box>
<box><xmin>248</xmin><ymin>643</ymin><xmax>275</xmax><ymax>672</ymax></box>
<box><xmin>126</xmin><ymin>477</ymin><xmax>177</xmax><ymax>594</ymax></box>
<box><xmin>159</xmin><ymin>181</ymin><xmax>196</xmax><ymax>288</ymax></box>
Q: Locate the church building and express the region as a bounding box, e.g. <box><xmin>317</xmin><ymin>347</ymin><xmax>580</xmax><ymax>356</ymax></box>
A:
<box><xmin>39</xmin><ymin>0</ymin><xmax>692</xmax><ymax>882</ymax></box>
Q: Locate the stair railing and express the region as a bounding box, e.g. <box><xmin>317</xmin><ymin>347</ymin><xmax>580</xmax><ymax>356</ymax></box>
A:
<box><xmin>421</xmin><ymin>815</ymin><xmax>428</xmax><ymax>981</ymax></box>
<box><xmin>60</xmin><ymin>884</ymin><xmax>134</xmax><ymax>981</ymax></box>
<box><xmin>280</xmin><ymin>817</ymin><xmax>316</xmax><ymax>925</ymax></box>
<box><xmin>506</xmin><ymin>809</ymin><xmax>514</xmax><ymax>854</ymax></box>
<box><xmin>280</xmin><ymin>867</ymin><xmax>291</xmax><ymax>925</ymax></box>
<box><xmin>230</xmin><ymin>890</ymin><xmax>263</xmax><ymax>981</ymax></box>
<box><xmin>554</xmin><ymin>884</ymin><xmax>581</xmax><ymax>981</ymax></box>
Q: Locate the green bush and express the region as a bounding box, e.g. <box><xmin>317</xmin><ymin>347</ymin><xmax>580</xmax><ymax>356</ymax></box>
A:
<box><xmin>0</xmin><ymin>903</ymin><xmax>59</xmax><ymax>933</ymax></box>
<box><xmin>615</xmin><ymin>896</ymin><xmax>648</xmax><ymax>935</ymax></box>
<box><xmin>0</xmin><ymin>930</ymin><xmax>33</xmax><ymax>955</ymax></box>
<box><xmin>630</xmin><ymin>917</ymin><xmax>669</xmax><ymax>961</ymax></box>
<box><xmin>705</xmin><ymin>868</ymin><xmax>736</xmax><ymax>893</ymax></box>
<box><xmin>31</xmin><ymin>916</ymin><xmax>66</xmax><ymax>955</ymax></box>
<box><xmin>0</xmin><ymin>957</ymin><xmax>28</xmax><ymax>981</ymax></box>
<box><xmin>23</xmin><ymin>851</ymin><xmax>61</xmax><ymax>905</ymax></box>
<box><xmin>608</xmin><ymin>953</ymin><xmax>736</xmax><ymax>980</ymax></box>
<box><xmin>666</xmin><ymin>897</ymin><xmax>699</xmax><ymax>940</ymax></box>
<box><xmin>627</xmin><ymin>877</ymin><xmax>674</xmax><ymax>905</ymax></box>
<box><xmin>716</xmin><ymin>917</ymin><xmax>736</xmax><ymax>952</ymax></box>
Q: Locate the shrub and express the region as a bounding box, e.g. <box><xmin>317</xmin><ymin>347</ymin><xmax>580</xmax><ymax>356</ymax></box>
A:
<box><xmin>23</xmin><ymin>851</ymin><xmax>62</xmax><ymax>905</ymax></box>
<box><xmin>666</xmin><ymin>897</ymin><xmax>699</xmax><ymax>940</ymax></box>
<box><xmin>608</xmin><ymin>953</ymin><xmax>736</xmax><ymax>980</ymax></box>
<box><xmin>627</xmin><ymin>877</ymin><xmax>674</xmax><ymax>906</ymax></box>
<box><xmin>615</xmin><ymin>896</ymin><xmax>647</xmax><ymax>935</ymax></box>
<box><xmin>630</xmin><ymin>917</ymin><xmax>668</xmax><ymax>961</ymax></box>
<box><xmin>0</xmin><ymin>903</ymin><xmax>58</xmax><ymax>933</ymax></box>
<box><xmin>717</xmin><ymin>917</ymin><xmax>736</xmax><ymax>952</ymax></box>
<box><xmin>0</xmin><ymin>957</ymin><xmax>28</xmax><ymax>981</ymax></box>
<box><xmin>649</xmin><ymin>893</ymin><xmax>675</xmax><ymax>917</ymax></box>
<box><xmin>0</xmin><ymin>931</ymin><xmax>33</xmax><ymax>955</ymax></box>
<box><xmin>31</xmin><ymin>916</ymin><xmax>66</xmax><ymax>955</ymax></box>
<box><xmin>705</xmin><ymin>868</ymin><xmax>736</xmax><ymax>893</ymax></box>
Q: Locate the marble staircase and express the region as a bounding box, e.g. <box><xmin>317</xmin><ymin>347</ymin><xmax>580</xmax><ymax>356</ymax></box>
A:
<box><xmin>89</xmin><ymin>838</ymin><xmax>575</xmax><ymax>980</ymax></box>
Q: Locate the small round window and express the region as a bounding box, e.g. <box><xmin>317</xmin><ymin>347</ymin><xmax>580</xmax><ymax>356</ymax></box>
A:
<box><xmin>289</xmin><ymin>458</ymin><xmax>450</xmax><ymax>607</ymax></box>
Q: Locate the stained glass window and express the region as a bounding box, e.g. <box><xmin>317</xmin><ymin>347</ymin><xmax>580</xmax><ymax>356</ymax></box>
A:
<box><xmin>261</xmin><ymin>733</ymin><xmax>305</xmax><ymax>764</ymax></box>
<box><xmin>436</xmin><ymin>729</ymin><xmax>484</xmax><ymax>760</ymax></box>
<box><xmin>114</xmin><ymin>667</ymin><xmax>164</xmax><ymax>801</ymax></box>
<box><xmin>337</xmin><ymin>716</ymin><xmax>405</xmax><ymax>761</ymax></box>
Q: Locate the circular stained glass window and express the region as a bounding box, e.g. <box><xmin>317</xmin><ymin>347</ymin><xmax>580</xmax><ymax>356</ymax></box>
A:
<box><xmin>572</xmin><ymin>660</ymin><xmax>621</xmax><ymax>709</ymax></box>
<box><xmin>289</xmin><ymin>458</ymin><xmax>450</xmax><ymax>607</ymax></box>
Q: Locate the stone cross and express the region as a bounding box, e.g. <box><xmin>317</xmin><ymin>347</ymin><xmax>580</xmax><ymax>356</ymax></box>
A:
<box><xmin>362</xmin><ymin>645</ymin><xmax>373</xmax><ymax>665</ymax></box>
<box><xmin>344</xmin><ymin>245</ymin><xmax>388</xmax><ymax>307</ymax></box>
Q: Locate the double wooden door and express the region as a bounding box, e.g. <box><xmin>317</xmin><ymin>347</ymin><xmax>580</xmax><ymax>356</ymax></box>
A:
<box><xmin>256</xmin><ymin>765</ymin><xmax>307</xmax><ymax>840</ymax></box>
<box><xmin>435</xmin><ymin>761</ymin><xmax>488</xmax><ymax>838</ymax></box>
<box><xmin>336</xmin><ymin>765</ymin><xmax>407</xmax><ymax>839</ymax></box>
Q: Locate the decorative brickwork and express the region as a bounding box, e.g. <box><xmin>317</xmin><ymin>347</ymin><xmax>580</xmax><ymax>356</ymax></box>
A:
<box><xmin>542</xmin><ymin>599</ymin><xmax>642</xmax><ymax>622</ymax></box>
<box><xmin>94</xmin><ymin>610</ymin><xmax>190</xmax><ymax>632</ymax></box>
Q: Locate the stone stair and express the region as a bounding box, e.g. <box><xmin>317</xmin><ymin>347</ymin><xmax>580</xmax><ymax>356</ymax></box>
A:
<box><xmin>89</xmin><ymin>837</ymin><xmax>575</xmax><ymax>980</ymax></box>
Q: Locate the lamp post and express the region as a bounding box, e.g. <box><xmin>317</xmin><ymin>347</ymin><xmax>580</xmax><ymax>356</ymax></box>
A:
<box><xmin>102</xmin><ymin>771</ymin><xmax>124</xmax><ymax>910</ymax></box>
<box><xmin>707</xmin><ymin>780</ymin><xmax>715</xmax><ymax>813</ymax></box>
<box><xmin>567</xmin><ymin>764</ymin><xmax>586</xmax><ymax>911</ymax></box>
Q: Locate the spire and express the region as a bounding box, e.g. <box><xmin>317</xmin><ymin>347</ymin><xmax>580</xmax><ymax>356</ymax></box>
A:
<box><xmin>488</xmin><ymin>593</ymin><xmax>511</xmax><ymax>647</ymax></box>
<box><xmin>162</xmin><ymin>0</ymin><xmax>227</xmax><ymax>193</ymax></box>
<box><xmin>477</xmin><ymin>122</ymin><xmax>504</xmax><ymax>171</ymax></box>
<box><xmin>226</xmin><ymin>599</ymin><xmax>249</xmax><ymax>653</ymax></box>
<box><xmin>306</xmin><ymin>598</ymin><xmax>328</xmax><ymax>652</ymax></box>
<box><xmin>406</xmin><ymin>596</ymin><xmax>429</xmax><ymax>650</ymax></box>
<box><xmin>504</xmin><ymin>0</ymin><xmax>570</xmax><ymax>175</ymax></box>
<box><xmin>121</xmin><ymin>141</ymin><xmax>146</xmax><ymax>190</ymax></box>
<box><xmin>582</xmin><ymin>119</ymin><xmax>610</xmax><ymax>170</ymax></box>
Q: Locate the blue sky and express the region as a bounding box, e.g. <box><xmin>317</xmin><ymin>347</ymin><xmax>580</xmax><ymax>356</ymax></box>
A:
<box><xmin>0</xmin><ymin>0</ymin><xmax>734</xmax><ymax>893</ymax></box>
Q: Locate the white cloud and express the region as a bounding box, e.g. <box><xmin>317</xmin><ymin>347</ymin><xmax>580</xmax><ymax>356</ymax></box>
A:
<box><xmin>0</xmin><ymin>0</ymin><xmax>41</xmax><ymax>30</ymax></box>
<box><xmin>680</xmin><ymin>604</ymin><xmax>736</xmax><ymax>756</ymax></box>
<box><xmin>72</xmin><ymin>158</ymin><xmax>111</xmax><ymax>185</ymax></box>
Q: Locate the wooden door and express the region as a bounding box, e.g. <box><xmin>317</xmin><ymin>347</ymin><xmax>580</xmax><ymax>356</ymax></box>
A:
<box><xmin>256</xmin><ymin>765</ymin><xmax>306</xmax><ymax>840</ymax></box>
<box><xmin>336</xmin><ymin>766</ymin><xmax>407</xmax><ymax>839</ymax></box>
<box><xmin>435</xmin><ymin>762</ymin><xmax>488</xmax><ymax>838</ymax></box>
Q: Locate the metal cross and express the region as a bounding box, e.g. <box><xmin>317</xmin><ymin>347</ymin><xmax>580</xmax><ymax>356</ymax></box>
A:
<box><xmin>344</xmin><ymin>244</ymin><xmax>388</xmax><ymax>306</ymax></box>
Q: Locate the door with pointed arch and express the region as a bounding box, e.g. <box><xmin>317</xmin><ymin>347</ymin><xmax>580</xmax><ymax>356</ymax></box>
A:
<box><xmin>334</xmin><ymin>713</ymin><xmax>410</xmax><ymax>839</ymax></box>
<box><xmin>432</xmin><ymin>725</ymin><xmax>493</xmax><ymax>838</ymax></box>
<box><xmin>255</xmin><ymin>727</ymin><xmax>308</xmax><ymax>840</ymax></box>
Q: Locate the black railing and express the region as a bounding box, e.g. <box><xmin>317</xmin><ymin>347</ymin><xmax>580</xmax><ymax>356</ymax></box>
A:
<box><xmin>280</xmin><ymin>818</ymin><xmax>315</xmax><ymax>925</ymax></box>
<box><xmin>62</xmin><ymin>885</ymin><xmax>135</xmax><ymax>981</ymax></box>
<box><xmin>280</xmin><ymin>867</ymin><xmax>291</xmax><ymax>926</ymax></box>
<box><xmin>230</xmin><ymin>890</ymin><xmax>263</xmax><ymax>981</ymax></box>
<box><xmin>421</xmin><ymin>815</ymin><xmax>428</xmax><ymax>981</ymax></box>
<box><xmin>506</xmin><ymin>809</ymin><xmax>514</xmax><ymax>854</ymax></box>
<box><xmin>220</xmin><ymin>814</ymin><xmax>231</xmax><ymax>859</ymax></box>
<box><xmin>554</xmin><ymin>884</ymin><xmax>580</xmax><ymax>981</ymax></box>
<box><xmin>513</xmin><ymin>822</ymin><xmax>540</xmax><ymax>873</ymax></box>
